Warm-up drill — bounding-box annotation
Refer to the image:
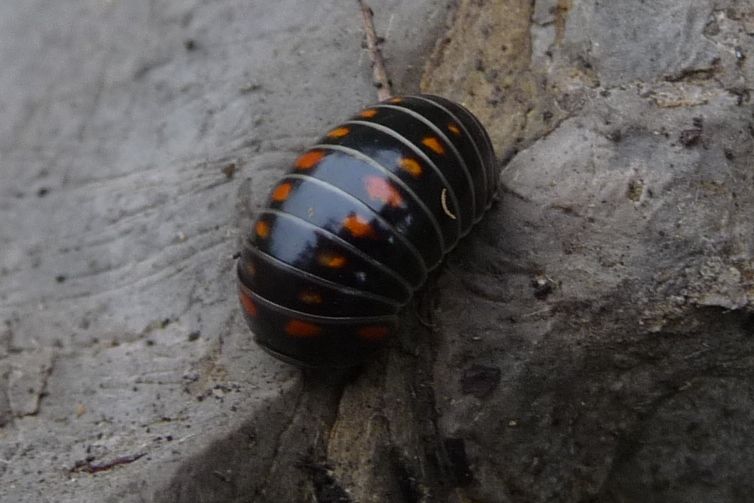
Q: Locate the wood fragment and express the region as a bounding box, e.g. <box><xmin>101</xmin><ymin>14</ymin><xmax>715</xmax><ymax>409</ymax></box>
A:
<box><xmin>357</xmin><ymin>0</ymin><xmax>392</xmax><ymax>100</ymax></box>
<box><xmin>70</xmin><ymin>452</ymin><xmax>147</xmax><ymax>474</ymax></box>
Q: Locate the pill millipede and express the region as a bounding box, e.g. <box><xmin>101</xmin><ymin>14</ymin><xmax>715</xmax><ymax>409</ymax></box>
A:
<box><xmin>237</xmin><ymin>94</ymin><xmax>498</xmax><ymax>367</ymax></box>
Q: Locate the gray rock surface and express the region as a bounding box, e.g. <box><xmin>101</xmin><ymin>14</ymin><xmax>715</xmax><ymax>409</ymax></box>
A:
<box><xmin>1</xmin><ymin>0</ymin><xmax>752</xmax><ymax>502</ymax></box>
<box><xmin>424</xmin><ymin>0</ymin><xmax>754</xmax><ymax>501</ymax></box>
<box><xmin>0</xmin><ymin>1</ymin><xmax>449</xmax><ymax>501</ymax></box>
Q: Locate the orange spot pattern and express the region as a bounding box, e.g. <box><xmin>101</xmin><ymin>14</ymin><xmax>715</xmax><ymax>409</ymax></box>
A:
<box><xmin>272</xmin><ymin>182</ymin><xmax>292</xmax><ymax>202</ymax></box>
<box><xmin>360</xmin><ymin>109</ymin><xmax>378</xmax><ymax>118</ymax></box>
<box><xmin>298</xmin><ymin>291</ymin><xmax>323</xmax><ymax>305</ymax></box>
<box><xmin>365</xmin><ymin>176</ymin><xmax>403</xmax><ymax>208</ymax></box>
<box><xmin>255</xmin><ymin>220</ymin><xmax>270</xmax><ymax>239</ymax></box>
<box><xmin>239</xmin><ymin>290</ymin><xmax>257</xmax><ymax>317</ymax></box>
<box><xmin>317</xmin><ymin>251</ymin><xmax>347</xmax><ymax>269</ymax></box>
<box><xmin>389</xmin><ymin>97</ymin><xmax>402</xmax><ymax>104</ymax></box>
<box><xmin>295</xmin><ymin>150</ymin><xmax>325</xmax><ymax>170</ymax></box>
<box><xmin>285</xmin><ymin>320</ymin><xmax>322</xmax><ymax>337</ymax></box>
<box><xmin>342</xmin><ymin>214</ymin><xmax>378</xmax><ymax>239</ymax></box>
<box><xmin>422</xmin><ymin>136</ymin><xmax>445</xmax><ymax>155</ymax></box>
<box><xmin>447</xmin><ymin>123</ymin><xmax>461</xmax><ymax>135</ymax></box>
<box><xmin>245</xmin><ymin>262</ymin><xmax>256</xmax><ymax>276</ymax></box>
<box><xmin>358</xmin><ymin>325</ymin><xmax>390</xmax><ymax>341</ymax></box>
<box><xmin>399</xmin><ymin>157</ymin><xmax>422</xmax><ymax>177</ymax></box>
<box><xmin>327</xmin><ymin>127</ymin><xmax>350</xmax><ymax>138</ymax></box>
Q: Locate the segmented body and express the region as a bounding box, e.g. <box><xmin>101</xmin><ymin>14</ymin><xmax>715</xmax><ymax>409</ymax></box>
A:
<box><xmin>238</xmin><ymin>95</ymin><xmax>497</xmax><ymax>367</ymax></box>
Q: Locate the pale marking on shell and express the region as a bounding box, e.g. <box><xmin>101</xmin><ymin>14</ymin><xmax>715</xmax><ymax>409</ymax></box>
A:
<box><xmin>441</xmin><ymin>188</ymin><xmax>457</xmax><ymax>220</ymax></box>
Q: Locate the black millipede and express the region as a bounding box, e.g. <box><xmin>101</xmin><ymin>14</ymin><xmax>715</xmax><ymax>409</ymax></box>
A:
<box><xmin>237</xmin><ymin>94</ymin><xmax>497</xmax><ymax>367</ymax></box>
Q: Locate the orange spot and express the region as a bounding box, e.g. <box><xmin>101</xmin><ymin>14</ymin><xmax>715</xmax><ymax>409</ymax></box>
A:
<box><xmin>365</xmin><ymin>176</ymin><xmax>404</xmax><ymax>208</ymax></box>
<box><xmin>272</xmin><ymin>182</ymin><xmax>292</xmax><ymax>202</ymax></box>
<box><xmin>245</xmin><ymin>261</ymin><xmax>256</xmax><ymax>276</ymax></box>
<box><xmin>295</xmin><ymin>150</ymin><xmax>325</xmax><ymax>170</ymax></box>
<box><xmin>238</xmin><ymin>290</ymin><xmax>257</xmax><ymax>317</ymax></box>
<box><xmin>422</xmin><ymin>136</ymin><xmax>445</xmax><ymax>155</ymax></box>
<box><xmin>317</xmin><ymin>251</ymin><xmax>347</xmax><ymax>268</ymax></box>
<box><xmin>448</xmin><ymin>123</ymin><xmax>461</xmax><ymax>135</ymax></box>
<box><xmin>327</xmin><ymin>126</ymin><xmax>350</xmax><ymax>138</ymax></box>
<box><xmin>360</xmin><ymin>108</ymin><xmax>378</xmax><ymax>118</ymax></box>
<box><xmin>255</xmin><ymin>220</ymin><xmax>270</xmax><ymax>239</ymax></box>
<box><xmin>358</xmin><ymin>325</ymin><xmax>390</xmax><ymax>341</ymax></box>
<box><xmin>389</xmin><ymin>97</ymin><xmax>402</xmax><ymax>104</ymax></box>
<box><xmin>399</xmin><ymin>157</ymin><xmax>422</xmax><ymax>178</ymax></box>
<box><xmin>343</xmin><ymin>214</ymin><xmax>378</xmax><ymax>239</ymax></box>
<box><xmin>298</xmin><ymin>291</ymin><xmax>323</xmax><ymax>304</ymax></box>
<box><xmin>285</xmin><ymin>320</ymin><xmax>322</xmax><ymax>337</ymax></box>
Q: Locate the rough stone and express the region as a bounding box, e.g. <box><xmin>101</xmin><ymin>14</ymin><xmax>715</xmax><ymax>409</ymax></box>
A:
<box><xmin>1</xmin><ymin>0</ymin><xmax>752</xmax><ymax>502</ymax></box>
<box><xmin>423</xmin><ymin>1</ymin><xmax>753</xmax><ymax>501</ymax></box>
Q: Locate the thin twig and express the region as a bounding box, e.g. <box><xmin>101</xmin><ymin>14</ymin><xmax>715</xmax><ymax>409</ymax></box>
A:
<box><xmin>70</xmin><ymin>452</ymin><xmax>147</xmax><ymax>474</ymax></box>
<box><xmin>357</xmin><ymin>0</ymin><xmax>392</xmax><ymax>101</ymax></box>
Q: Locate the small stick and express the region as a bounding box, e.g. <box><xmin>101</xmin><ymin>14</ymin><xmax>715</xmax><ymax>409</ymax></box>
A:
<box><xmin>357</xmin><ymin>0</ymin><xmax>392</xmax><ymax>101</ymax></box>
<box><xmin>70</xmin><ymin>452</ymin><xmax>146</xmax><ymax>474</ymax></box>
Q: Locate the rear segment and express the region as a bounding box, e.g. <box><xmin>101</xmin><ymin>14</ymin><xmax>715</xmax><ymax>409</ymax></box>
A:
<box><xmin>239</xmin><ymin>283</ymin><xmax>398</xmax><ymax>367</ymax></box>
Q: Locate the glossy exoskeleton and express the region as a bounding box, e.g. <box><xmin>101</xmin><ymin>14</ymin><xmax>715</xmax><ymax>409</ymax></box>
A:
<box><xmin>238</xmin><ymin>95</ymin><xmax>497</xmax><ymax>367</ymax></box>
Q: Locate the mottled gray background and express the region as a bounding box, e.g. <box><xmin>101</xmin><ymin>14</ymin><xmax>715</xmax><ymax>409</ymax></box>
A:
<box><xmin>1</xmin><ymin>1</ymin><xmax>752</xmax><ymax>502</ymax></box>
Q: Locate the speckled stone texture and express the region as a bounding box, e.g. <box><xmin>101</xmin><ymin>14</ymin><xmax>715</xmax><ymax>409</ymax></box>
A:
<box><xmin>424</xmin><ymin>1</ymin><xmax>754</xmax><ymax>502</ymax></box>
<box><xmin>1</xmin><ymin>1</ymin><xmax>752</xmax><ymax>502</ymax></box>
